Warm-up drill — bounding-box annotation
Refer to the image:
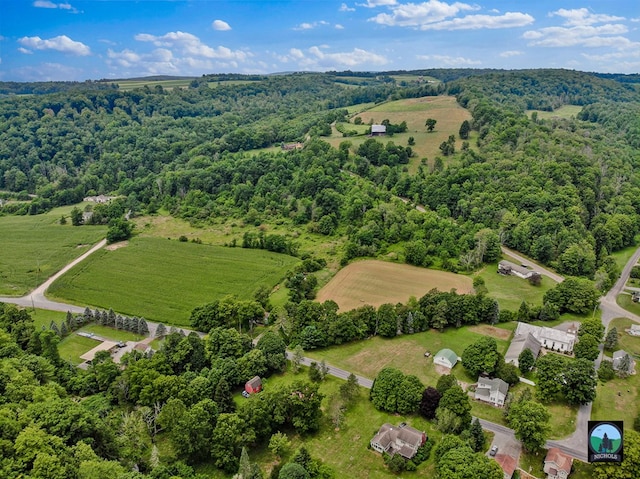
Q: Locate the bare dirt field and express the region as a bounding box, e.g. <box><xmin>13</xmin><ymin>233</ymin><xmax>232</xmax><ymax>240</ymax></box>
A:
<box><xmin>468</xmin><ymin>324</ymin><xmax>513</xmax><ymax>340</ymax></box>
<box><xmin>315</xmin><ymin>259</ymin><xmax>473</xmax><ymax>312</ymax></box>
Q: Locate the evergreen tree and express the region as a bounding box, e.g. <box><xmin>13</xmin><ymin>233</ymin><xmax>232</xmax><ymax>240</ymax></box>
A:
<box><xmin>49</xmin><ymin>320</ymin><xmax>60</xmax><ymax>336</ymax></box>
<box><xmin>66</xmin><ymin>311</ymin><xmax>74</xmax><ymax>331</ymax></box>
<box><xmin>469</xmin><ymin>418</ymin><xmax>485</xmax><ymax>452</ymax></box>
<box><xmin>107</xmin><ymin>309</ymin><xmax>116</xmax><ymax>327</ymax></box>
<box><xmin>83</xmin><ymin>307</ymin><xmax>94</xmax><ymax>323</ymax></box>
<box><xmin>156</xmin><ymin>323</ymin><xmax>167</xmax><ymax>338</ymax></box>
<box><xmin>139</xmin><ymin>318</ymin><xmax>149</xmax><ymax>335</ymax></box>
<box><xmin>604</xmin><ymin>327</ymin><xmax>618</xmax><ymax>351</ymax></box>
<box><xmin>60</xmin><ymin>321</ymin><xmax>68</xmax><ymax>337</ymax></box>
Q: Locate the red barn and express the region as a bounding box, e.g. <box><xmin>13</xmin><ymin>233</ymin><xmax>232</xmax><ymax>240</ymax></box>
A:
<box><xmin>245</xmin><ymin>376</ymin><xmax>262</xmax><ymax>394</ymax></box>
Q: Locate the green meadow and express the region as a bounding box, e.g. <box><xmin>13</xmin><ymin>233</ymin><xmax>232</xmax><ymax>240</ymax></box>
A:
<box><xmin>0</xmin><ymin>206</ymin><xmax>107</xmax><ymax>295</ymax></box>
<box><xmin>47</xmin><ymin>237</ymin><xmax>299</xmax><ymax>326</ymax></box>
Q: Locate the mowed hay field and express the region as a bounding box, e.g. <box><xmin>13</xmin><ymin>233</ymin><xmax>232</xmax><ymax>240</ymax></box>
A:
<box><xmin>316</xmin><ymin>259</ymin><xmax>473</xmax><ymax>312</ymax></box>
<box><xmin>325</xmin><ymin>96</ymin><xmax>473</xmax><ymax>172</ymax></box>
<box><xmin>47</xmin><ymin>237</ymin><xmax>299</xmax><ymax>326</ymax></box>
<box><xmin>0</xmin><ymin>206</ymin><xmax>107</xmax><ymax>296</ymax></box>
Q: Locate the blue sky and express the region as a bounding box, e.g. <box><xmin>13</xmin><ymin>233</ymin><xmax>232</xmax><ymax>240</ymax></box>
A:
<box><xmin>1</xmin><ymin>0</ymin><xmax>639</xmax><ymax>81</ymax></box>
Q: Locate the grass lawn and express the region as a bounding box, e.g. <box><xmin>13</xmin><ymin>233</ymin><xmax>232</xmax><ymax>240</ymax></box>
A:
<box><xmin>80</xmin><ymin>323</ymin><xmax>145</xmax><ymax>342</ymax></box>
<box><xmin>592</xmin><ymin>317</ymin><xmax>640</xmax><ymax>424</ymax></box>
<box><xmin>58</xmin><ymin>334</ymin><xmax>100</xmax><ymax>365</ymax></box>
<box><xmin>28</xmin><ymin>308</ymin><xmax>68</xmax><ymax>331</ymax></box>
<box><xmin>617</xmin><ymin>293</ymin><xmax>640</xmax><ymax>316</ymax></box>
<box><xmin>527</xmin><ymin>105</ymin><xmax>583</xmax><ymax>120</ymax></box>
<box><xmin>230</xmin><ymin>371</ymin><xmax>441</xmax><ymax>479</ymax></box>
<box><xmin>47</xmin><ymin>236</ymin><xmax>299</xmax><ymax>327</ymax></box>
<box><xmin>305</xmin><ymin>327</ymin><xmax>510</xmax><ymax>388</ymax></box>
<box><xmin>474</xmin><ymin>262</ymin><xmax>555</xmax><ymax>311</ymax></box>
<box><xmin>610</xmin><ymin>241</ymin><xmax>640</xmax><ymax>272</ymax></box>
<box><xmin>0</xmin><ymin>205</ymin><xmax>107</xmax><ymax>295</ymax></box>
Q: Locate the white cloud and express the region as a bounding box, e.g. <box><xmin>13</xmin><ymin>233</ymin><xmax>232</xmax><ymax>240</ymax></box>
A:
<box><xmin>281</xmin><ymin>45</ymin><xmax>388</xmax><ymax>69</ymax></box>
<box><xmin>417</xmin><ymin>54</ymin><xmax>481</xmax><ymax>66</ymax></box>
<box><xmin>524</xmin><ymin>7</ymin><xmax>638</xmax><ymax>51</ymax></box>
<box><xmin>212</xmin><ymin>19</ymin><xmax>231</xmax><ymax>31</ymax></box>
<box><xmin>134</xmin><ymin>31</ymin><xmax>248</xmax><ymax>61</ymax></box>
<box><xmin>18</xmin><ymin>35</ymin><xmax>90</xmax><ymax>55</ymax></box>
<box><xmin>339</xmin><ymin>3</ymin><xmax>355</xmax><ymax>12</ymax></box>
<box><xmin>419</xmin><ymin>12</ymin><xmax>534</xmax><ymax>30</ymax></box>
<box><xmin>358</xmin><ymin>0</ymin><xmax>397</xmax><ymax>7</ymax></box>
<box><xmin>33</xmin><ymin>1</ymin><xmax>78</xmax><ymax>13</ymax></box>
<box><xmin>369</xmin><ymin>1</ymin><xmax>532</xmax><ymax>30</ymax></box>
<box><xmin>18</xmin><ymin>47</ymin><xmax>34</xmax><ymax>54</ymax></box>
<box><xmin>370</xmin><ymin>0</ymin><xmax>477</xmax><ymax>27</ymax></box>
<box><xmin>551</xmin><ymin>8</ymin><xmax>624</xmax><ymax>27</ymax></box>
<box><xmin>499</xmin><ymin>50</ymin><xmax>523</xmax><ymax>58</ymax></box>
<box><xmin>293</xmin><ymin>20</ymin><xmax>329</xmax><ymax>31</ymax></box>
<box><xmin>523</xmin><ymin>24</ymin><xmax>638</xmax><ymax>49</ymax></box>
<box><xmin>335</xmin><ymin>24</ymin><xmax>345</xmax><ymax>29</ymax></box>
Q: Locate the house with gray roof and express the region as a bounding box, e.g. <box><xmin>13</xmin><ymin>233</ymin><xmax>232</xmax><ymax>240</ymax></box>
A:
<box><xmin>475</xmin><ymin>377</ymin><xmax>509</xmax><ymax>407</ymax></box>
<box><xmin>498</xmin><ymin>260</ymin><xmax>537</xmax><ymax>280</ymax></box>
<box><xmin>370</xmin><ymin>423</ymin><xmax>426</xmax><ymax>459</ymax></box>
<box><xmin>434</xmin><ymin>348</ymin><xmax>459</xmax><ymax>369</ymax></box>
<box><xmin>506</xmin><ymin>323</ymin><xmax>576</xmax><ymax>367</ymax></box>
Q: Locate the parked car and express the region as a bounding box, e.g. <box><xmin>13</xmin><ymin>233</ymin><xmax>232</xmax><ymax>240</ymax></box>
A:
<box><xmin>242</xmin><ymin>390</ymin><xmax>250</xmax><ymax>398</ymax></box>
<box><xmin>489</xmin><ymin>445</ymin><xmax>498</xmax><ymax>456</ymax></box>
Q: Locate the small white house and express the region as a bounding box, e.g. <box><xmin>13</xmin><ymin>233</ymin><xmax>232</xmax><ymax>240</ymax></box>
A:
<box><xmin>475</xmin><ymin>377</ymin><xmax>509</xmax><ymax>407</ymax></box>
<box><xmin>434</xmin><ymin>348</ymin><xmax>459</xmax><ymax>369</ymax></box>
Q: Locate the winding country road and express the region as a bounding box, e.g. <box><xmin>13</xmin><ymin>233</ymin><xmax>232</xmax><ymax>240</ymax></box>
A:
<box><xmin>3</xmin><ymin>232</ymin><xmax>640</xmax><ymax>463</ymax></box>
<box><xmin>0</xmin><ymin>239</ymin><xmax>106</xmax><ymax>313</ymax></box>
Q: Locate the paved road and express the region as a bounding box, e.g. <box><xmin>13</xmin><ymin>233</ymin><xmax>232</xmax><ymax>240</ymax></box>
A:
<box><xmin>0</xmin><ymin>239</ymin><xmax>107</xmax><ymax>313</ymax></box>
<box><xmin>5</xmin><ymin>229</ymin><xmax>640</xmax><ymax>464</ymax></box>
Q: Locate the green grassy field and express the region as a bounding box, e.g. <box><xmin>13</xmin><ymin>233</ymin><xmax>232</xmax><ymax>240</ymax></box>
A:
<box><xmin>116</xmin><ymin>79</ymin><xmax>195</xmax><ymax>91</ymax></box>
<box><xmin>610</xmin><ymin>241</ymin><xmax>640</xmax><ymax>272</ymax></box>
<box><xmin>474</xmin><ymin>262</ymin><xmax>555</xmax><ymax>311</ymax></box>
<box><xmin>592</xmin><ymin>317</ymin><xmax>640</xmax><ymax>424</ymax></box>
<box><xmin>197</xmin><ymin>370</ymin><xmax>442</xmax><ymax>479</ymax></box>
<box><xmin>0</xmin><ymin>206</ymin><xmax>107</xmax><ymax>295</ymax></box>
<box><xmin>527</xmin><ymin>105</ymin><xmax>583</xmax><ymax>120</ymax></box>
<box><xmin>58</xmin><ymin>334</ymin><xmax>99</xmax><ymax>365</ymax></box>
<box><xmin>47</xmin><ymin>236</ymin><xmax>299</xmax><ymax>326</ymax></box>
<box><xmin>324</xmin><ymin>96</ymin><xmax>473</xmax><ymax>173</ymax></box>
<box><xmin>617</xmin><ymin>294</ymin><xmax>640</xmax><ymax>316</ymax></box>
<box><xmin>305</xmin><ymin>326</ymin><xmax>511</xmax><ymax>388</ymax></box>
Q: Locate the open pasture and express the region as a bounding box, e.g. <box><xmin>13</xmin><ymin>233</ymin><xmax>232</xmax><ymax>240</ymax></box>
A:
<box><xmin>315</xmin><ymin>259</ymin><xmax>473</xmax><ymax>312</ymax></box>
<box><xmin>116</xmin><ymin>78</ymin><xmax>195</xmax><ymax>91</ymax></box>
<box><xmin>47</xmin><ymin>237</ymin><xmax>299</xmax><ymax>327</ymax></box>
<box><xmin>0</xmin><ymin>206</ymin><xmax>107</xmax><ymax>296</ymax></box>
<box><xmin>325</xmin><ymin>96</ymin><xmax>472</xmax><ymax>172</ymax></box>
<box><xmin>527</xmin><ymin>105</ymin><xmax>583</xmax><ymax>120</ymax></box>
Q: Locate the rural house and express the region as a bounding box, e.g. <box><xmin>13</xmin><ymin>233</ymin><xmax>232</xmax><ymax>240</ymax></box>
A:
<box><xmin>544</xmin><ymin>447</ymin><xmax>572</xmax><ymax>479</ymax></box>
<box><xmin>504</xmin><ymin>326</ymin><xmax>542</xmax><ymax>367</ymax></box>
<box><xmin>494</xmin><ymin>453</ymin><xmax>518</xmax><ymax>479</ymax></box>
<box><xmin>370</xmin><ymin>423</ymin><xmax>426</xmax><ymax>460</ymax></box>
<box><xmin>475</xmin><ymin>377</ymin><xmax>509</xmax><ymax>407</ymax></box>
<box><xmin>370</xmin><ymin>124</ymin><xmax>386</xmax><ymax>136</ymax></box>
<box><xmin>612</xmin><ymin>350</ymin><xmax>636</xmax><ymax>374</ymax></box>
<box><xmin>506</xmin><ymin>322</ymin><xmax>576</xmax><ymax>358</ymax></box>
<box><xmin>245</xmin><ymin>376</ymin><xmax>262</xmax><ymax>394</ymax></box>
<box><xmin>434</xmin><ymin>348</ymin><xmax>459</xmax><ymax>369</ymax></box>
<box><xmin>498</xmin><ymin>260</ymin><xmax>537</xmax><ymax>280</ymax></box>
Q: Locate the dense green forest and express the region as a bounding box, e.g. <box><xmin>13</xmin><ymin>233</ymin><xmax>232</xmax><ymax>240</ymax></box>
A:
<box><xmin>2</xmin><ymin>69</ymin><xmax>638</xmax><ymax>282</ymax></box>
<box><xmin>2</xmin><ymin>68</ymin><xmax>640</xmax><ymax>478</ymax></box>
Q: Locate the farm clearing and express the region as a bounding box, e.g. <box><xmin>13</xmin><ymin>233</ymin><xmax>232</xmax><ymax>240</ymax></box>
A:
<box><xmin>315</xmin><ymin>259</ymin><xmax>473</xmax><ymax>312</ymax></box>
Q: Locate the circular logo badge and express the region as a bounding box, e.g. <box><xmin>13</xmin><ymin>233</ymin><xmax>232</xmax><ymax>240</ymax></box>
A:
<box><xmin>590</xmin><ymin>423</ymin><xmax>623</xmax><ymax>454</ymax></box>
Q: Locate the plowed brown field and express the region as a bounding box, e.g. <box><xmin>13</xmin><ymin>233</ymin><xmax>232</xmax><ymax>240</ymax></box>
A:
<box><xmin>316</xmin><ymin>260</ymin><xmax>473</xmax><ymax>312</ymax></box>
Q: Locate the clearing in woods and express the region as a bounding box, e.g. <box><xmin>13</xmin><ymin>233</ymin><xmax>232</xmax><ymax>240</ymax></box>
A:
<box><xmin>326</xmin><ymin>95</ymin><xmax>473</xmax><ymax>172</ymax></box>
<box><xmin>315</xmin><ymin>259</ymin><xmax>473</xmax><ymax>312</ymax></box>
